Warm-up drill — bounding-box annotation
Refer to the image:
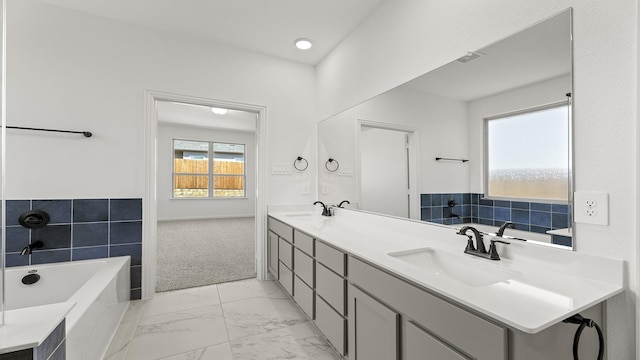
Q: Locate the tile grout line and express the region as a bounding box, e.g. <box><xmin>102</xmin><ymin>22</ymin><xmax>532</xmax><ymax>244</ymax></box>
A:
<box><xmin>216</xmin><ymin>284</ymin><xmax>236</xmax><ymax>360</ymax></box>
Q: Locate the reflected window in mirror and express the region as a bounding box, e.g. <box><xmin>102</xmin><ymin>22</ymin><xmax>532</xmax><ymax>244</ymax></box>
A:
<box><xmin>485</xmin><ymin>102</ymin><xmax>570</xmax><ymax>202</ymax></box>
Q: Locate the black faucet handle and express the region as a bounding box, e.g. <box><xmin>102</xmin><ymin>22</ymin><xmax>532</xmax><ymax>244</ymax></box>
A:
<box><xmin>491</xmin><ymin>239</ymin><xmax>511</xmax><ymax>245</ymax></box>
<box><xmin>488</xmin><ymin>239</ymin><xmax>510</xmax><ymax>260</ymax></box>
<box><xmin>463</xmin><ymin>235</ymin><xmax>476</xmax><ymax>252</ymax></box>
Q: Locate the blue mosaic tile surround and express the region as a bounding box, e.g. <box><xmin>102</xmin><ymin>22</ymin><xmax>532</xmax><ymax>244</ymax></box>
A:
<box><xmin>420</xmin><ymin>193</ymin><xmax>572</xmax><ymax>246</ymax></box>
<box><xmin>6</xmin><ymin>198</ymin><xmax>142</xmax><ymax>300</ymax></box>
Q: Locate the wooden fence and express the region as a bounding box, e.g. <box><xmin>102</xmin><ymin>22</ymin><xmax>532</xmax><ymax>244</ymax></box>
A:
<box><xmin>174</xmin><ymin>159</ymin><xmax>244</xmax><ymax>190</ymax></box>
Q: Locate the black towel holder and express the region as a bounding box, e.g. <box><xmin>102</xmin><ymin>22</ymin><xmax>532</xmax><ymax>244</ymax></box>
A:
<box><xmin>435</xmin><ymin>157</ymin><xmax>469</xmax><ymax>163</ymax></box>
<box><xmin>294</xmin><ymin>156</ymin><xmax>308</xmax><ymax>171</ymax></box>
<box><xmin>8</xmin><ymin>125</ymin><xmax>92</xmax><ymax>137</ymax></box>
<box><xmin>325</xmin><ymin>158</ymin><xmax>340</xmax><ymax>172</ymax></box>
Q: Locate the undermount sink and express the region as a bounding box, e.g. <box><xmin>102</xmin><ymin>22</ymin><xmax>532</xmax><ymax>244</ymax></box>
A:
<box><xmin>286</xmin><ymin>213</ymin><xmax>312</xmax><ymax>217</ymax></box>
<box><xmin>388</xmin><ymin>247</ymin><xmax>520</xmax><ymax>287</ymax></box>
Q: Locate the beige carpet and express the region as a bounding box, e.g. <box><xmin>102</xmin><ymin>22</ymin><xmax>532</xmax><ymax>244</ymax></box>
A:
<box><xmin>156</xmin><ymin>217</ymin><xmax>256</xmax><ymax>292</ymax></box>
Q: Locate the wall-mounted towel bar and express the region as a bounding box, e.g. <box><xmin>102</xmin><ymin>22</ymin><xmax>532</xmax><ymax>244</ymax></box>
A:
<box><xmin>435</xmin><ymin>157</ymin><xmax>468</xmax><ymax>163</ymax></box>
<box><xmin>7</xmin><ymin>126</ymin><xmax>92</xmax><ymax>137</ymax></box>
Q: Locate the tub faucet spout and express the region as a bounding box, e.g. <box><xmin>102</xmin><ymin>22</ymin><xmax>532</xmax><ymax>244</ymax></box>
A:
<box><xmin>20</xmin><ymin>241</ymin><xmax>44</xmax><ymax>255</ymax></box>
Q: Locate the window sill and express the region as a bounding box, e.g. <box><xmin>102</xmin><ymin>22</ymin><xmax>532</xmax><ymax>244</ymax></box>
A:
<box><xmin>481</xmin><ymin>195</ymin><xmax>569</xmax><ymax>205</ymax></box>
<box><xmin>170</xmin><ymin>196</ymin><xmax>249</xmax><ymax>200</ymax></box>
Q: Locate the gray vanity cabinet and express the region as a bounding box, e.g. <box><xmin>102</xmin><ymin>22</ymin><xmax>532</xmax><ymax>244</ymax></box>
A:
<box><xmin>348</xmin><ymin>284</ymin><xmax>399</xmax><ymax>360</ymax></box>
<box><xmin>314</xmin><ymin>240</ymin><xmax>348</xmax><ymax>356</ymax></box>
<box><xmin>293</xmin><ymin>229</ymin><xmax>315</xmax><ymax>320</ymax></box>
<box><xmin>267</xmin><ymin>231</ymin><xmax>278</xmax><ymax>278</ymax></box>
<box><xmin>268</xmin><ymin>218</ymin><xmax>294</xmax><ymax>295</ymax></box>
<box><xmin>403</xmin><ymin>320</ymin><xmax>469</xmax><ymax>360</ymax></box>
<box><xmin>349</xmin><ymin>256</ymin><xmax>507</xmax><ymax>360</ymax></box>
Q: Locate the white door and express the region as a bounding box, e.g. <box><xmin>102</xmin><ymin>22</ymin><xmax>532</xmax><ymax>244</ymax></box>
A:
<box><xmin>360</xmin><ymin>126</ymin><xmax>410</xmax><ymax>218</ymax></box>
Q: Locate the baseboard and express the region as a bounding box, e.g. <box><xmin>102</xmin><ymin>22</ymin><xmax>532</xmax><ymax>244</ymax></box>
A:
<box><xmin>157</xmin><ymin>214</ymin><xmax>255</xmax><ymax>222</ymax></box>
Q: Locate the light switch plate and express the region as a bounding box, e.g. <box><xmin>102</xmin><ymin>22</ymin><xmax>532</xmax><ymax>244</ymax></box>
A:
<box><xmin>574</xmin><ymin>191</ymin><xmax>609</xmax><ymax>225</ymax></box>
<box><xmin>271</xmin><ymin>163</ymin><xmax>292</xmax><ymax>175</ymax></box>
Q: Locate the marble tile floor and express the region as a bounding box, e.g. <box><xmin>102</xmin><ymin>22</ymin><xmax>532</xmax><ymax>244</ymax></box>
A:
<box><xmin>103</xmin><ymin>279</ymin><xmax>341</xmax><ymax>360</ymax></box>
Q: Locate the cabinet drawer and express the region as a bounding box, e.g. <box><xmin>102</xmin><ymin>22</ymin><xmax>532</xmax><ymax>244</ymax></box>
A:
<box><xmin>294</xmin><ymin>229</ymin><xmax>314</xmax><ymax>255</ymax></box>
<box><xmin>404</xmin><ymin>320</ymin><xmax>469</xmax><ymax>360</ymax></box>
<box><xmin>268</xmin><ymin>231</ymin><xmax>279</xmax><ymax>278</ymax></box>
<box><xmin>294</xmin><ymin>248</ymin><xmax>314</xmax><ymax>287</ymax></box>
<box><xmin>316</xmin><ymin>241</ymin><xmax>346</xmax><ymax>275</ymax></box>
<box><xmin>278</xmin><ymin>261</ymin><xmax>293</xmax><ymax>296</ymax></box>
<box><xmin>278</xmin><ymin>238</ymin><xmax>293</xmax><ymax>269</ymax></box>
<box><xmin>349</xmin><ymin>257</ymin><xmax>507</xmax><ymax>360</ymax></box>
<box><xmin>268</xmin><ymin>217</ymin><xmax>293</xmax><ymax>242</ymax></box>
<box><xmin>294</xmin><ymin>275</ymin><xmax>314</xmax><ymax>320</ymax></box>
<box><xmin>315</xmin><ymin>294</ymin><xmax>346</xmax><ymax>356</ymax></box>
<box><xmin>316</xmin><ymin>263</ymin><xmax>345</xmax><ymax>315</ymax></box>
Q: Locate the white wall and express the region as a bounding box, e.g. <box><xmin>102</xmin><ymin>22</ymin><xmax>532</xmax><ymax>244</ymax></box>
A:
<box><xmin>318</xmin><ymin>85</ymin><xmax>469</xmax><ymax>206</ymax></box>
<box><xmin>157</xmin><ymin>123</ymin><xmax>256</xmax><ymax>220</ymax></box>
<box><xmin>468</xmin><ymin>75</ymin><xmax>572</xmax><ymax>193</ymax></box>
<box><xmin>6</xmin><ymin>0</ymin><xmax>316</xmax><ymax>205</ymax></box>
<box><xmin>317</xmin><ymin>1</ymin><xmax>638</xmax><ymax>358</ymax></box>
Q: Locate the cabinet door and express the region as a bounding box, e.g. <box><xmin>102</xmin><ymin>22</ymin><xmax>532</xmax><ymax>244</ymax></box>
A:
<box><xmin>278</xmin><ymin>238</ymin><xmax>293</xmax><ymax>269</ymax></box>
<box><xmin>278</xmin><ymin>261</ymin><xmax>293</xmax><ymax>296</ymax></box>
<box><xmin>348</xmin><ymin>285</ymin><xmax>399</xmax><ymax>360</ymax></box>
<box><xmin>316</xmin><ymin>263</ymin><xmax>345</xmax><ymax>315</ymax></box>
<box><xmin>294</xmin><ymin>248</ymin><xmax>314</xmax><ymax>287</ymax></box>
<box><xmin>268</xmin><ymin>231</ymin><xmax>278</xmax><ymax>278</ymax></box>
<box><xmin>316</xmin><ymin>294</ymin><xmax>346</xmax><ymax>356</ymax></box>
<box><xmin>404</xmin><ymin>320</ymin><xmax>470</xmax><ymax>360</ymax></box>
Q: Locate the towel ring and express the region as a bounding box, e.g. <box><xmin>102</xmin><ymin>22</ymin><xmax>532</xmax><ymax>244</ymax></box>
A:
<box><xmin>294</xmin><ymin>156</ymin><xmax>308</xmax><ymax>171</ymax></box>
<box><xmin>325</xmin><ymin>158</ymin><xmax>340</xmax><ymax>172</ymax></box>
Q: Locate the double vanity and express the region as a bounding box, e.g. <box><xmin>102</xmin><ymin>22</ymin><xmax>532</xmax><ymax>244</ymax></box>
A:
<box><xmin>268</xmin><ymin>208</ymin><xmax>622</xmax><ymax>360</ymax></box>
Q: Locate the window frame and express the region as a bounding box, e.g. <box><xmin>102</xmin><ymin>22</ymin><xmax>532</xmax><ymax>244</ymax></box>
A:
<box><xmin>172</xmin><ymin>139</ymin><xmax>247</xmax><ymax>199</ymax></box>
<box><xmin>482</xmin><ymin>101</ymin><xmax>570</xmax><ymax>203</ymax></box>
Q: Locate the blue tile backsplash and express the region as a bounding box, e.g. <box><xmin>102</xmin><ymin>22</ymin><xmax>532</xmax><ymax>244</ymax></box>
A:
<box><xmin>5</xmin><ymin>198</ymin><xmax>143</xmax><ymax>299</ymax></box>
<box><xmin>420</xmin><ymin>193</ymin><xmax>572</xmax><ymax>246</ymax></box>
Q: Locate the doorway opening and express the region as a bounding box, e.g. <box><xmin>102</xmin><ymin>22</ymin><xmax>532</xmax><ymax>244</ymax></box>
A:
<box><xmin>143</xmin><ymin>91</ymin><xmax>268</xmax><ymax>298</ymax></box>
<box><xmin>155</xmin><ymin>101</ymin><xmax>257</xmax><ymax>291</ymax></box>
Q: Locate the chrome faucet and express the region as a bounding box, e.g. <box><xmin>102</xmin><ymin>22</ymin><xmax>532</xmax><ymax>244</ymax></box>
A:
<box><xmin>20</xmin><ymin>241</ymin><xmax>44</xmax><ymax>256</ymax></box>
<box><xmin>457</xmin><ymin>226</ymin><xmax>509</xmax><ymax>260</ymax></box>
<box><xmin>313</xmin><ymin>201</ymin><xmax>332</xmax><ymax>216</ymax></box>
<box><xmin>496</xmin><ymin>221</ymin><xmax>516</xmax><ymax>237</ymax></box>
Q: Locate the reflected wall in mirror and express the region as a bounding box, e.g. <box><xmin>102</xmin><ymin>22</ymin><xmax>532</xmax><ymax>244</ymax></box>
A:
<box><xmin>318</xmin><ymin>9</ymin><xmax>573</xmax><ymax>248</ymax></box>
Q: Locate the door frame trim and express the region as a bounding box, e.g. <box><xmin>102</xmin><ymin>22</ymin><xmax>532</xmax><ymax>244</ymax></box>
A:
<box><xmin>143</xmin><ymin>90</ymin><xmax>268</xmax><ymax>299</ymax></box>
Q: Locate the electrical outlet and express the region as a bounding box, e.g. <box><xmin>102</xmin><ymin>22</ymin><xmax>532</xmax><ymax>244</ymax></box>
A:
<box><xmin>574</xmin><ymin>191</ymin><xmax>608</xmax><ymax>225</ymax></box>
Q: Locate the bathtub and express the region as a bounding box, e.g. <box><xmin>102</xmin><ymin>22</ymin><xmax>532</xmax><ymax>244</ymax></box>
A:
<box><xmin>5</xmin><ymin>256</ymin><xmax>131</xmax><ymax>360</ymax></box>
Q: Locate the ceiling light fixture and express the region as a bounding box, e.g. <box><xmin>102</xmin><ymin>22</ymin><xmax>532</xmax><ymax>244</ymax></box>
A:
<box><xmin>294</xmin><ymin>38</ymin><xmax>313</xmax><ymax>50</ymax></box>
<box><xmin>211</xmin><ymin>107</ymin><xmax>228</xmax><ymax>115</ymax></box>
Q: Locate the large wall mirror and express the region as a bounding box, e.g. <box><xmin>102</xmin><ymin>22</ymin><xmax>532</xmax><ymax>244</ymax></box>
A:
<box><xmin>318</xmin><ymin>9</ymin><xmax>574</xmax><ymax>249</ymax></box>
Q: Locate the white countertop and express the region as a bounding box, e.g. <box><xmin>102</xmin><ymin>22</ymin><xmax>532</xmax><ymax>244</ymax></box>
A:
<box><xmin>0</xmin><ymin>301</ymin><xmax>74</xmax><ymax>354</ymax></box>
<box><xmin>269</xmin><ymin>208</ymin><xmax>623</xmax><ymax>334</ymax></box>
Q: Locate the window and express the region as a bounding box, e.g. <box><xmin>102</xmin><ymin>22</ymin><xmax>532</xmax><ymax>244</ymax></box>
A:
<box><xmin>485</xmin><ymin>104</ymin><xmax>569</xmax><ymax>201</ymax></box>
<box><xmin>173</xmin><ymin>140</ymin><xmax>246</xmax><ymax>198</ymax></box>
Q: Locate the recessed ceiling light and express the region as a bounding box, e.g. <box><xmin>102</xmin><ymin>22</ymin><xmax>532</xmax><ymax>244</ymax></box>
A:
<box><xmin>211</xmin><ymin>107</ymin><xmax>228</xmax><ymax>115</ymax></box>
<box><xmin>294</xmin><ymin>38</ymin><xmax>313</xmax><ymax>50</ymax></box>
